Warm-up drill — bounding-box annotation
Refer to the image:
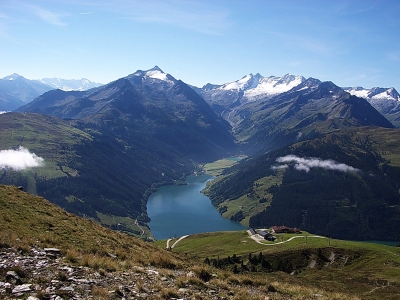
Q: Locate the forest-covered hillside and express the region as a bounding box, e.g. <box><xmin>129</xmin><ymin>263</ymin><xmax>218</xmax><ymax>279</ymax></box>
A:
<box><xmin>205</xmin><ymin>127</ymin><xmax>400</xmax><ymax>241</ymax></box>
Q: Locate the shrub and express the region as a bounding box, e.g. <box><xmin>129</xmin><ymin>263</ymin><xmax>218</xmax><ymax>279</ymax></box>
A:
<box><xmin>159</xmin><ymin>287</ymin><xmax>179</xmax><ymax>299</ymax></box>
<box><xmin>192</xmin><ymin>266</ymin><xmax>212</xmax><ymax>282</ymax></box>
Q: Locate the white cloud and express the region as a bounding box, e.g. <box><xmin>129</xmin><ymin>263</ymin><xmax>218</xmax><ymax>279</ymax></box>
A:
<box><xmin>271</xmin><ymin>164</ymin><xmax>288</xmax><ymax>171</ymax></box>
<box><xmin>273</xmin><ymin>155</ymin><xmax>359</xmax><ymax>173</ymax></box>
<box><xmin>0</xmin><ymin>146</ymin><xmax>44</xmax><ymax>171</ymax></box>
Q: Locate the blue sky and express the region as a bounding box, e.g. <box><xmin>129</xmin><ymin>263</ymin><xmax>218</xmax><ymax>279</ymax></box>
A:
<box><xmin>0</xmin><ymin>0</ymin><xmax>399</xmax><ymax>89</ymax></box>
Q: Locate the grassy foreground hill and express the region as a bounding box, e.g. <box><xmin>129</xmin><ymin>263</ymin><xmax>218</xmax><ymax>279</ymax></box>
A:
<box><xmin>167</xmin><ymin>230</ymin><xmax>400</xmax><ymax>300</ymax></box>
<box><xmin>0</xmin><ymin>184</ymin><xmax>363</xmax><ymax>299</ymax></box>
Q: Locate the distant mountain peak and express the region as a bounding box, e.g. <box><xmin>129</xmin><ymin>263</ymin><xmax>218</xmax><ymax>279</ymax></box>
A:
<box><xmin>38</xmin><ymin>78</ymin><xmax>102</xmax><ymax>91</ymax></box>
<box><xmin>2</xmin><ymin>73</ymin><xmax>23</xmax><ymax>81</ymax></box>
<box><xmin>149</xmin><ymin>65</ymin><xmax>163</xmax><ymax>72</ymax></box>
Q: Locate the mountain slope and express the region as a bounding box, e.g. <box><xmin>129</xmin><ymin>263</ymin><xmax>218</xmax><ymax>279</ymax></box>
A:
<box><xmin>0</xmin><ymin>111</ymin><xmax>194</xmax><ymax>237</ymax></box>
<box><xmin>17</xmin><ymin>67</ymin><xmax>235</xmax><ymax>162</ymax></box>
<box><xmin>205</xmin><ymin>126</ymin><xmax>400</xmax><ymax>241</ymax></box>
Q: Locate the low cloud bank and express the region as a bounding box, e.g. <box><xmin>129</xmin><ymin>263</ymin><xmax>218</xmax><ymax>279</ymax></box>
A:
<box><xmin>0</xmin><ymin>147</ymin><xmax>44</xmax><ymax>171</ymax></box>
<box><xmin>272</xmin><ymin>155</ymin><xmax>359</xmax><ymax>173</ymax></box>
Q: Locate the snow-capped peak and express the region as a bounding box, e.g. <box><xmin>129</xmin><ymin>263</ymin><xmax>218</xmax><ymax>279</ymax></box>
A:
<box><xmin>211</xmin><ymin>73</ymin><xmax>305</xmax><ymax>101</ymax></box>
<box><xmin>131</xmin><ymin>66</ymin><xmax>175</xmax><ymax>84</ymax></box>
<box><xmin>220</xmin><ymin>73</ymin><xmax>304</xmax><ymax>94</ymax></box>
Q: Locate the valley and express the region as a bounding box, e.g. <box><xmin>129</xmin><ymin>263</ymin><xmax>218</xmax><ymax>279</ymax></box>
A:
<box><xmin>1</xmin><ymin>67</ymin><xmax>400</xmax><ymax>243</ymax></box>
<box><xmin>1</xmin><ymin>66</ymin><xmax>400</xmax><ymax>298</ymax></box>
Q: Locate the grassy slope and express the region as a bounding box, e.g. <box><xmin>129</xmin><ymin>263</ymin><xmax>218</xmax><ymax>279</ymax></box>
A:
<box><xmin>166</xmin><ymin>230</ymin><xmax>400</xmax><ymax>299</ymax></box>
<box><xmin>0</xmin><ymin>112</ymin><xmax>91</xmax><ymax>188</ymax></box>
<box><xmin>0</xmin><ymin>113</ymin><xmax>166</xmax><ymax>238</ymax></box>
<box><xmin>203</xmin><ymin>158</ymin><xmax>239</xmax><ymax>176</ymax></box>
<box><xmin>0</xmin><ymin>184</ymin><xmax>175</xmax><ymax>266</ymax></box>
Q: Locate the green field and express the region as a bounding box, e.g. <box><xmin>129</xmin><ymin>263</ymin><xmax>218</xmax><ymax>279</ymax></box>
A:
<box><xmin>215</xmin><ymin>170</ymin><xmax>285</xmax><ymax>226</ymax></box>
<box><xmin>203</xmin><ymin>158</ymin><xmax>240</xmax><ymax>176</ymax></box>
<box><xmin>157</xmin><ymin>230</ymin><xmax>400</xmax><ymax>299</ymax></box>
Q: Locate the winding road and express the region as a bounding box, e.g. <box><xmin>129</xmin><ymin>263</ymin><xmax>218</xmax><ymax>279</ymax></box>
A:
<box><xmin>166</xmin><ymin>235</ymin><xmax>189</xmax><ymax>249</ymax></box>
<box><xmin>165</xmin><ymin>230</ymin><xmax>328</xmax><ymax>250</ymax></box>
<box><xmin>249</xmin><ymin>231</ymin><xmax>327</xmax><ymax>245</ymax></box>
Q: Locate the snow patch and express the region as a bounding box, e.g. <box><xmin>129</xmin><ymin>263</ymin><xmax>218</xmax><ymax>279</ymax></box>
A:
<box><xmin>221</xmin><ymin>74</ymin><xmax>253</xmax><ymax>90</ymax></box>
<box><xmin>146</xmin><ymin>70</ymin><xmax>169</xmax><ymax>81</ymax></box>
<box><xmin>217</xmin><ymin>73</ymin><xmax>304</xmax><ymax>101</ymax></box>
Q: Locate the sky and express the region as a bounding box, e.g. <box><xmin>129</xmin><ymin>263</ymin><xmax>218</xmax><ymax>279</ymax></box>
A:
<box><xmin>0</xmin><ymin>0</ymin><xmax>399</xmax><ymax>89</ymax></box>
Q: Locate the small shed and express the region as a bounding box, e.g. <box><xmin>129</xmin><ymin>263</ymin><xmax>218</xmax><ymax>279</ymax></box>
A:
<box><xmin>257</xmin><ymin>230</ymin><xmax>276</xmax><ymax>241</ymax></box>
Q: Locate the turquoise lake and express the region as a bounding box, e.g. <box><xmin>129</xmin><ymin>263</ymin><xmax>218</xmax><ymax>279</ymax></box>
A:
<box><xmin>147</xmin><ymin>174</ymin><xmax>247</xmax><ymax>240</ymax></box>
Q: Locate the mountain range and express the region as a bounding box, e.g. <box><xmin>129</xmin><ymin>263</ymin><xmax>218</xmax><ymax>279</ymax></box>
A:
<box><xmin>195</xmin><ymin>73</ymin><xmax>400</xmax><ymax>130</ymax></box>
<box><xmin>196</xmin><ymin>75</ymin><xmax>394</xmax><ymax>154</ymax></box>
<box><xmin>0</xmin><ymin>74</ymin><xmax>102</xmax><ymax>111</ymax></box>
<box><xmin>1</xmin><ymin>66</ymin><xmax>400</xmax><ymax>241</ymax></box>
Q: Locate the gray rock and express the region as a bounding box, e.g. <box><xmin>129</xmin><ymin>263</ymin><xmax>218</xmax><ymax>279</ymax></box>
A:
<box><xmin>59</xmin><ymin>286</ymin><xmax>75</xmax><ymax>292</ymax></box>
<box><xmin>6</xmin><ymin>270</ymin><xmax>22</xmax><ymax>285</ymax></box>
<box><xmin>12</xmin><ymin>283</ymin><xmax>32</xmax><ymax>294</ymax></box>
<box><xmin>186</xmin><ymin>271</ymin><xmax>195</xmax><ymax>278</ymax></box>
<box><xmin>44</xmin><ymin>248</ymin><xmax>61</xmax><ymax>256</ymax></box>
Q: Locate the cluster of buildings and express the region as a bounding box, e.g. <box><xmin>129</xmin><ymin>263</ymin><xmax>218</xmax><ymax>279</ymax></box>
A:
<box><xmin>249</xmin><ymin>225</ymin><xmax>302</xmax><ymax>241</ymax></box>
